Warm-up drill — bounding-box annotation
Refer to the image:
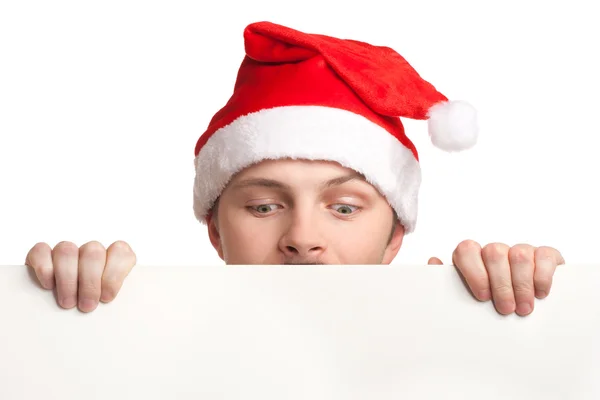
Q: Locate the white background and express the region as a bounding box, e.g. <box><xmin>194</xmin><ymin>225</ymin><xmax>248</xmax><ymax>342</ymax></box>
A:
<box><xmin>1</xmin><ymin>0</ymin><xmax>598</xmax><ymax>267</ymax></box>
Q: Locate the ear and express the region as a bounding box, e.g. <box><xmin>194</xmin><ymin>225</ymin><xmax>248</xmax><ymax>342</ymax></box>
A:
<box><xmin>206</xmin><ymin>213</ymin><xmax>224</xmax><ymax>261</ymax></box>
<box><xmin>381</xmin><ymin>220</ymin><xmax>405</xmax><ymax>264</ymax></box>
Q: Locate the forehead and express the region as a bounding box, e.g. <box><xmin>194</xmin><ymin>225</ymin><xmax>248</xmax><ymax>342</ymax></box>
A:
<box><xmin>232</xmin><ymin>159</ymin><xmax>360</xmax><ymax>181</ymax></box>
<box><xmin>216</xmin><ymin>158</ymin><xmax>395</xmax><ymax>215</ymax></box>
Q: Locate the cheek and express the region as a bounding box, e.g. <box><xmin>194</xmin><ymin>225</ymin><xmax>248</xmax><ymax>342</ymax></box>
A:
<box><xmin>333</xmin><ymin>233</ymin><xmax>385</xmax><ymax>261</ymax></box>
<box><xmin>219</xmin><ymin>217</ymin><xmax>281</xmax><ymax>263</ymax></box>
<box><xmin>328</xmin><ymin>220</ymin><xmax>390</xmax><ymax>263</ymax></box>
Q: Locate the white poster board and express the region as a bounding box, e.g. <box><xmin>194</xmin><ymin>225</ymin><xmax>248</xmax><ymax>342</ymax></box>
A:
<box><xmin>0</xmin><ymin>264</ymin><xmax>598</xmax><ymax>399</ymax></box>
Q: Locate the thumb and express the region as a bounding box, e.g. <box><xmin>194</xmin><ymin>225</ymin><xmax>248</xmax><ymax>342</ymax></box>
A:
<box><xmin>428</xmin><ymin>257</ymin><xmax>444</xmax><ymax>265</ymax></box>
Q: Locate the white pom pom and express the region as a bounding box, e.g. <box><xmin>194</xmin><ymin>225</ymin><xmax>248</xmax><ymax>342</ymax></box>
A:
<box><xmin>427</xmin><ymin>100</ymin><xmax>478</xmax><ymax>152</ymax></box>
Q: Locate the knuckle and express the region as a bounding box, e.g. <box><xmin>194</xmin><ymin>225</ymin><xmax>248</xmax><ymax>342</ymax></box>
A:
<box><xmin>26</xmin><ymin>242</ymin><xmax>52</xmax><ymax>267</ymax></box>
<box><xmin>513</xmin><ymin>281</ymin><xmax>534</xmax><ymax>294</ymax></box>
<box><xmin>53</xmin><ymin>241</ymin><xmax>79</xmax><ymax>258</ymax></box>
<box><xmin>473</xmin><ymin>275</ymin><xmax>490</xmax><ymax>291</ymax></box>
<box><xmin>466</xmin><ymin>272</ymin><xmax>489</xmax><ymax>291</ymax></box>
<box><xmin>109</xmin><ymin>240</ymin><xmax>134</xmax><ymax>256</ymax></box>
<box><xmin>535</xmin><ymin>246</ymin><xmax>562</xmax><ymax>264</ymax></box>
<box><xmin>102</xmin><ymin>274</ymin><xmax>120</xmax><ymax>288</ymax></box>
<box><xmin>79</xmin><ymin>241</ymin><xmax>107</xmax><ymax>261</ymax></box>
<box><xmin>454</xmin><ymin>239</ymin><xmax>481</xmax><ymax>256</ymax></box>
<box><xmin>78</xmin><ymin>281</ymin><xmax>100</xmax><ymax>296</ymax></box>
<box><xmin>37</xmin><ymin>265</ymin><xmax>55</xmax><ymax>281</ymax></box>
<box><xmin>58</xmin><ymin>280</ymin><xmax>78</xmax><ymax>293</ymax></box>
<box><xmin>30</xmin><ymin>242</ymin><xmax>51</xmax><ymax>256</ymax></box>
<box><xmin>482</xmin><ymin>242</ymin><xmax>509</xmax><ymax>262</ymax></box>
<box><xmin>491</xmin><ymin>279</ymin><xmax>513</xmax><ymax>295</ymax></box>
<box><xmin>508</xmin><ymin>244</ymin><xmax>534</xmax><ymax>264</ymax></box>
<box><xmin>535</xmin><ymin>246</ymin><xmax>554</xmax><ymax>260</ymax></box>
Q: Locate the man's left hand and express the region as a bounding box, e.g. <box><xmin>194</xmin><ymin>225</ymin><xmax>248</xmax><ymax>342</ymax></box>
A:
<box><xmin>428</xmin><ymin>241</ymin><xmax>565</xmax><ymax>316</ymax></box>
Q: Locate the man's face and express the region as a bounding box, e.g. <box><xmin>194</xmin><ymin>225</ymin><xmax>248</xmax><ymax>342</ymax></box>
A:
<box><xmin>206</xmin><ymin>159</ymin><xmax>405</xmax><ymax>265</ymax></box>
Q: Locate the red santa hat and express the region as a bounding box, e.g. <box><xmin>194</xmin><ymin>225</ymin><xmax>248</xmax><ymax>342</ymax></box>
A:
<box><xmin>193</xmin><ymin>21</ymin><xmax>478</xmax><ymax>233</ymax></box>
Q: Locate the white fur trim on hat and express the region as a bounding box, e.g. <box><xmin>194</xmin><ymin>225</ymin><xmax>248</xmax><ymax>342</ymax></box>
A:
<box><xmin>193</xmin><ymin>106</ymin><xmax>422</xmax><ymax>233</ymax></box>
<box><xmin>427</xmin><ymin>100</ymin><xmax>478</xmax><ymax>152</ymax></box>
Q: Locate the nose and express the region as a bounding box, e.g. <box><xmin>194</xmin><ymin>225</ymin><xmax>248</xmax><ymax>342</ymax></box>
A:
<box><xmin>278</xmin><ymin>216</ymin><xmax>326</xmax><ymax>260</ymax></box>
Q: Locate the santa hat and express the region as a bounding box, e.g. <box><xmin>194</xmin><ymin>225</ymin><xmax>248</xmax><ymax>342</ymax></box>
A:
<box><xmin>193</xmin><ymin>21</ymin><xmax>478</xmax><ymax>233</ymax></box>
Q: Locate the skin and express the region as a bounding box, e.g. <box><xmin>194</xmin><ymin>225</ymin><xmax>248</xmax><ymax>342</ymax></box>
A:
<box><xmin>24</xmin><ymin>159</ymin><xmax>565</xmax><ymax>316</ymax></box>
<box><xmin>206</xmin><ymin>159</ymin><xmax>403</xmax><ymax>265</ymax></box>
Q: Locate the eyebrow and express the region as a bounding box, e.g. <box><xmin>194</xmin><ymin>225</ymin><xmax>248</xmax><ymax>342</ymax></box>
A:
<box><xmin>231</xmin><ymin>173</ymin><xmax>366</xmax><ymax>191</ymax></box>
<box><xmin>232</xmin><ymin>178</ymin><xmax>289</xmax><ymax>190</ymax></box>
<box><xmin>320</xmin><ymin>173</ymin><xmax>365</xmax><ymax>189</ymax></box>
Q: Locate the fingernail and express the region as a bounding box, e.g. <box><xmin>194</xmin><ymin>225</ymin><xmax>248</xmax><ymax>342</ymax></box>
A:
<box><xmin>498</xmin><ymin>300</ymin><xmax>516</xmax><ymax>315</ymax></box>
<box><xmin>535</xmin><ymin>289</ymin><xmax>547</xmax><ymax>299</ymax></box>
<box><xmin>477</xmin><ymin>289</ymin><xmax>491</xmax><ymax>301</ymax></box>
<box><xmin>59</xmin><ymin>296</ymin><xmax>77</xmax><ymax>309</ymax></box>
<box><xmin>79</xmin><ymin>298</ymin><xmax>98</xmax><ymax>312</ymax></box>
<box><xmin>41</xmin><ymin>277</ymin><xmax>55</xmax><ymax>290</ymax></box>
<box><xmin>516</xmin><ymin>302</ymin><xmax>532</xmax><ymax>315</ymax></box>
<box><xmin>100</xmin><ymin>290</ymin><xmax>115</xmax><ymax>303</ymax></box>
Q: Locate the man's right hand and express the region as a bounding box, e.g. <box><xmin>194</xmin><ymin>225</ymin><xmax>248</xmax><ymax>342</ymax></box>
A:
<box><xmin>24</xmin><ymin>240</ymin><xmax>137</xmax><ymax>313</ymax></box>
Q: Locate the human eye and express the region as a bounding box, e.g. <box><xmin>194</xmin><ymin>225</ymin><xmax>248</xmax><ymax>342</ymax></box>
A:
<box><xmin>248</xmin><ymin>204</ymin><xmax>281</xmax><ymax>215</ymax></box>
<box><xmin>330</xmin><ymin>204</ymin><xmax>360</xmax><ymax>215</ymax></box>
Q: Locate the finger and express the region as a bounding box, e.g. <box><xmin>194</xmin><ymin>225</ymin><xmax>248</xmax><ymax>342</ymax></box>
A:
<box><xmin>452</xmin><ymin>240</ymin><xmax>491</xmax><ymax>301</ymax></box>
<box><xmin>481</xmin><ymin>243</ymin><xmax>515</xmax><ymax>315</ymax></box>
<box><xmin>428</xmin><ymin>257</ymin><xmax>443</xmax><ymax>265</ymax></box>
<box><xmin>508</xmin><ymin>244</ymin><xmax>536</xmax><ymax>316</ymax></box>
<box><xmin>52</xmin><ymin>241</ymin><xmax>79</xmax><ymax>309</ymax></box>
<box><xmin>101</xmin><ymin>241</ymin><xmax>137</xmax><ymax>303</ymax></box>
<box><xmin>533</xmin><ymin>246</ymin><xmax>563</xmax><ymax>299</ymax></box>
<box><xmin>77</xmin><ymin>241</ymin><xmax>107</xmax><ymax>313</ymax></box>
<box><xmin>25</xmin><ymin>242</ymin><xmax>55</xmax><ymax>289</ymax></box>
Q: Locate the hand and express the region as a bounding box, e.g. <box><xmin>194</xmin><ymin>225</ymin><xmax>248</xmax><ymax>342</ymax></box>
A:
<box><xmin>428</xmin><ymin>240</ymin><xmax>565</xmax><ymax>316</ymax></box>
<box><xmin>25</xmin><ymin>240</ymin><xmax>137</xmax><ymax>312</ymax></box>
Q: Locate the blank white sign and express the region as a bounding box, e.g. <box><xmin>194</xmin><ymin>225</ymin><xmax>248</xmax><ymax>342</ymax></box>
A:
<box><xmin>0</xmin><ymin>264</ymin><xmax>598</xmax><ymax>399</ymax></box>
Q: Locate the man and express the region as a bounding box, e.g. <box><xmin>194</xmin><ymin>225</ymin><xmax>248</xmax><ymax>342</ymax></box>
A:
<box><xmin>24</xmin><ymin>22</ymin><xmax>564</xmax><ymax>317</ymax></box>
